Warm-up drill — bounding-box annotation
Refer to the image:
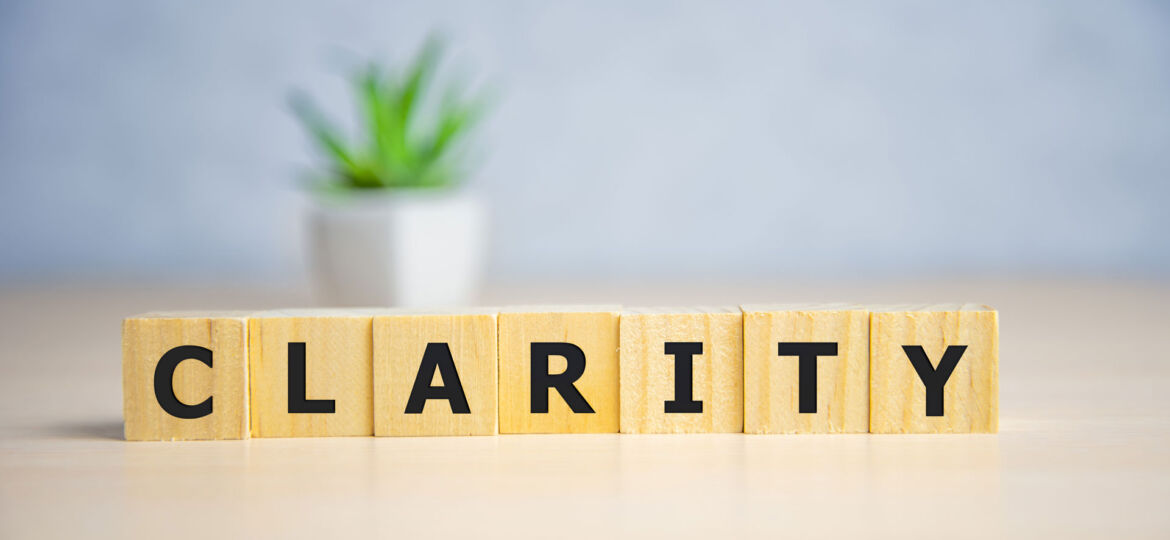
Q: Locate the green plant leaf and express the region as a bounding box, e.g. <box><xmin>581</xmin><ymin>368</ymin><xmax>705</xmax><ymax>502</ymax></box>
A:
<box><xmin>356</xmin><ymin>65</ymin><xmax>394</xmax><ymax>188</ymax></box>
<box><xmin>289</xmin><ymin>34</ymin><xmax>489</xmax><ymax>192</ymax></box>
<box><xmin>398</xmin><ymin>35</ymin><xmax>442</xmax><ymax>134</ymax></box>
<box><xmin>289</xmin><ymin>92</ymin><xmax>359</xmax><ymax>177</ymax></box>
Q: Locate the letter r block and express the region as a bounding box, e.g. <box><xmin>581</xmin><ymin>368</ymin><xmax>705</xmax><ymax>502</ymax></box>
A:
<box><xmin>742</xmin><ymin>304</ymin><xmax>869</xmax><ymax>434</ymax></box>
<box><xmin>497</xmin><ymin>306</ymin><xmax>620</xmax><ymax>433</ymax></box>
<box><xmin>870</xmin><ymin>305</ymin><xmax>999</xmax><ymax>433</ymax></box>
<box><xmin>248</xmin><ymin>310</ymin><xmax>374</xmax><ymax>437</ymax></box>
<box><xmin>373</xmin><ymin>310</ymin><xmax>498</xmax><ymax>436</ymax></box>
<box><xmin>122</xmin><ymin>312</ymin><xmax>250</xmax><ymax>441</ymax></box>
<box><xmin>619</xmin><ymin>308</ymin><xmax>743</xmax><ymax>433</ymax></box>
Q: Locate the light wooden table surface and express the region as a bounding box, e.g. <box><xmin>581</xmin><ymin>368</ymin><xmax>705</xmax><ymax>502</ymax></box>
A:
<box><xmin>1</xmin><ymin>279</ymin><xmax>1167</xmax><ymax>539</ymax></box>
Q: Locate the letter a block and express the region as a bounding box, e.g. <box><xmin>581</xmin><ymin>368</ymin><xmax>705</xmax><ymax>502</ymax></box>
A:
<box><xmin>498</xmin><ymin>306</ymin><xmax>620</xmax><ymax>433</ymax></box>
<box><xmin>870</xmin><ymin>305</ymin><xmax>998</xmax><ymax>433</ymax></box>
<box><xmin>248</xmin><ymin>310</ymin><xmax>374</xmax><ymax>437</ymax></box>
<box><xmin>373</xmin><ymin>310</ymin><xmax>498</xmax><ymax>436</ymax></box>
<box><xmin>742</xmin><ymin>304</ymin><xmax>869</xmax><ymax>434</ymax></box>
<box><xmin>619</xmin><ymin>308</ymin><xmax>743</xmax><ymax>433</ymax></box>
<box><xmin>122</xmin><ymin>312</ymin><xmax>250</xmax><ymax>441</ymax></box>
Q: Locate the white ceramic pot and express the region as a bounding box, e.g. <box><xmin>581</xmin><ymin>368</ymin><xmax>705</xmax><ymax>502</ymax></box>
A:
<box><xmin>307</xmin><ymin>189</ymin><xmax>486</xmax><ymax>307</ymax></box>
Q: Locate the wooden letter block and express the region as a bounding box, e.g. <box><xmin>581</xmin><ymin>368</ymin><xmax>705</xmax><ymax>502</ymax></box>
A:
<box><xmin>870</xmin><ymin>304</ymin><xmax>999</xmax><ymax>433</ymax></box>
<box><xmin>498</xmin><ymin>306</ymin><xmax>620</xmax><ymax>433</ymax></box>
<box><xmin>742</xmin><ymin>304</ymin><xmax>869</xmax><ymax>434</ymax></box>
<box><xmin>122</xmin><ymin>312</ymin><xmax>250</xmax><ymax>441</ymax></box>
<box><xmin>248</xmin><ymin>310</ymin><xmax>374</xmax><ymax>437</ymax></box>
<box><xmin>619</xmin><ymin>308</ymin><xmax>743</xmax><ymax>433</ymax></box>
<box><xmin>373</xmin><ymin>310</ymin><xmax>497</xmax><ymax>436</ymax></box>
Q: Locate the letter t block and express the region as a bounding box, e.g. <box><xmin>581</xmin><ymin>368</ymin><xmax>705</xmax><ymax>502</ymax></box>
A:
<box><xmin>870</xmin><ymin>304</ymin><xmax>999</xmax><ymax>433</ymax></box>
<box><xmin>742</xmin><ymin>304</ymin><xmax>869</xmax><ymax>434</ymax></box>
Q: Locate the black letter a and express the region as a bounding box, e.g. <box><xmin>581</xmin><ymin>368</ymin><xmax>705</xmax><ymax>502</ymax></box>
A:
<box><xmin>405</xmin><ymin>343</ymin><xmax>471</xmax><ymax>414</ymax></box>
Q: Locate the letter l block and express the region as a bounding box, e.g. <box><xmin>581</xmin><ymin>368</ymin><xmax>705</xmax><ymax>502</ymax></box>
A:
<box><xmin>248</xmin><ymin>310</ymin><xmax>375</xmax><ymax>437</ymax></box>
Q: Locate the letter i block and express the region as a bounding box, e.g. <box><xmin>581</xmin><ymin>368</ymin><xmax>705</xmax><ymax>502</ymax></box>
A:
<box><xmin>373</xmin><ymin>310</ymin><xmax>498</xmax><ymax>436</ymax></box>
<box><xmin>619</xmin><ymin>308</ymin><xmax>743</xmax><ymax>433</ymax></box>
<box><xmin>248</xmin><ymin>310</ymin><xmax>374</xmax><ymax>437</ymax></box>
<box><xmin>741</xmin><ymin>304</ymin><xmax>869</xmax><ymax>434</ymax></box>
<box><xmin>870</xmin><ymin>305</ymin><xmax>999</xmax><ymax>433</ymax></box>
<box><xmin>122</xmin><ymin>312</ymin><xmax>251</xmax><ymax>441</ymax></box>
<box><xmin>498</xmin><ymin>306</ymin><xmax>620</xmax><ymax>433</ymax></box>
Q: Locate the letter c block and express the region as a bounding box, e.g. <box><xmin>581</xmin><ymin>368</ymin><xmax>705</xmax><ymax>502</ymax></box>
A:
<box><xmin>122</xmin><ymin>312</ymin><xmax>250</xmax><ymax>440</ymax></box>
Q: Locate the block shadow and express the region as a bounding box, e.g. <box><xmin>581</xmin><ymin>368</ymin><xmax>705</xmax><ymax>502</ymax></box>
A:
<box><xmin>39</xmin><ymin>420</ymin><xmax>124</xmax><ymax>441</ymax></box>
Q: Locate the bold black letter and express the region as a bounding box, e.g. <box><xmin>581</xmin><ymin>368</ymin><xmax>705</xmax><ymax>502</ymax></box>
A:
<box><xmin>154</xmin><ymin>345</ymin><xmax>213</xmax><ymax>419</ymax></box>
<box><xmin>903</xmin><ymin>345</ymin><xmax>967</xmax><ymax>416</ymax></box>
<box><xmin>287</xmin><ymin>342</ymin><xmax>335</xmax><ymax>413</ymax></box>
<box><xmin>664</xmin><ymin>342</ymin><xmax>703</xmax><ymax>413</ymax></box>
<box><xmin>530</xmin><ymin>343</ymin><xmax>594</xmax><ymax>414</ymax></box>
<box><xmin>405</xmin><ymin>343</ymin><xmax>471</xmax><ymax>414</ymax></box>
<box><xmin>777</xmin><ymin>342</ymin><xmax>838</xmax><ymax>414</ymax></box>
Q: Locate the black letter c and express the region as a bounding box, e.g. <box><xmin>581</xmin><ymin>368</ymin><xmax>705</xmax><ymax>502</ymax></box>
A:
<box><xmin>153</xmin><ymin>345</ymin><xmax>213</xmax><ymax>419</ymax></box>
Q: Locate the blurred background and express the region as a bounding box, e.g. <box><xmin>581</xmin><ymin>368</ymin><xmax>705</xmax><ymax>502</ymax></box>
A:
<box><xmin>1</xmin><ymin>0</ymin><xmax>1168</xmax><ymax>295</ymax></box>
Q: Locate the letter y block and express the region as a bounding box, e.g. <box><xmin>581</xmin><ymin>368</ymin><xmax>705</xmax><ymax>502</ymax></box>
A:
<box><xmin>869</xmin><ymin>305</ymin><xmax>998</xmax><ymax>433</ymax></box>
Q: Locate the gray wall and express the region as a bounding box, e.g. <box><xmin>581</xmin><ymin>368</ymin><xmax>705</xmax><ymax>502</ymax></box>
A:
<box><xmin>2</xmin><ymin>1</ymin><xmax>1168</xmax><ymax>282</ymax></box>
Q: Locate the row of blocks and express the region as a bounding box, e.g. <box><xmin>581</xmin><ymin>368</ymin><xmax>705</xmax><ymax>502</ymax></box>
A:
<box><xmin>122</xmin><ymin>304</ymin><xmax>998</xmax><ymax>440</ymax></box>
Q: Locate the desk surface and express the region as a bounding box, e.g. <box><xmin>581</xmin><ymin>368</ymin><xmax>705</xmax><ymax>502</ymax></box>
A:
<box><xmin>1</xmin><ymin>279</ymin><xmax>1167</xmax><ymax>539</ymax></box>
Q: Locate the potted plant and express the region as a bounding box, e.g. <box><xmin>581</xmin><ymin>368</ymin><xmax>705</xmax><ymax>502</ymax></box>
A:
<box><xmin>291</xmin><ymin>37</ymin><xmax>489</xmax><ymax>307</ymax></box>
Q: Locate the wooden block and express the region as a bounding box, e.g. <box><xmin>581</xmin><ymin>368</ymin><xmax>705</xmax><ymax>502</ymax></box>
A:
<box><xmin>248</xmin><ymin>310</ymin><xmax>374</xmax><ymax>437</ymax></box>
<box><xmin>742</xmin><ymin>304</ymin><xmax>869</xmax><ymax>434</ymax></box>
<box><xmin>498</xmin><ymin>306</ymin><xmax>620</xmax><ymax>433</ymax></box>
<box><xmin>869</xmin><ymin>304</ymin><xmax>998</xmax><ymax>433</ymax></box>
<box><xmin>373</xmin><ymin>310</ymin><xmax>497</xmax><ymax>436</ymax></box>
<box><xmin>122</xmin><ymin>312</ymin><xmax>251</xmax><ymax>441</ymax></box>
<box><xmin>619</xmin><ymin>308</ymin><xmax>743</xmax><ymax>433</ymax></box>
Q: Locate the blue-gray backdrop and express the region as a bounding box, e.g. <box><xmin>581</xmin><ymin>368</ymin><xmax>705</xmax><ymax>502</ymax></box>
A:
<box><xmin>1</xmin><ymin>1</ymin><xmax>1167</xmax><ymax>282</ymax></box>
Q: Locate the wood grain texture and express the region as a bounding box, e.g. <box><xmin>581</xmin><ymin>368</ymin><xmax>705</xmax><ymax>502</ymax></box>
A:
<box><xmin>742</xmin><ymin>304</ymin><xmax>868</xmax><ymax>433</ymax></box>
<box><xmin>870</xmin><ymin>304</ymin><xmax>998</xmax><ymax>433</ymax></box>
<box><xmin>248</xmin><ymin>310</ymin><xmax>374</xmax><ymax>437</ymax></box>
<box><xmin>373</xmin><ymin>310</ymin><xmax>498</xmax><ymax>436</ymax></box>
<box><xmin>619</xmin><ymin>308</ymin><xmax>743</xmax><ymax>433</ymax></box>
<box><xmin>122</xmin><ymin>312</ymin><xmax>251</xmax><ymax>441</ymax></box>
<box><xmin>498</xmin><ymin>306</ymin><xmax>620</xmax><ymax>433</ymax></box>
